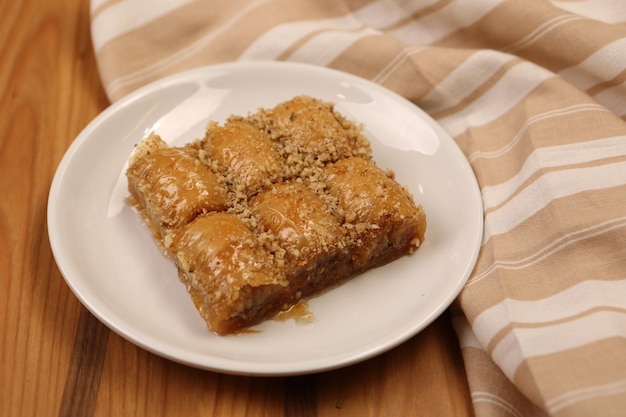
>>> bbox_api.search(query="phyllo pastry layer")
[126,96,426,335]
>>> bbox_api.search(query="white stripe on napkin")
[438,61,555,137]
[91,0,196,51]
[482,161,626,243]
[481,136,626,209]
[493,309,626,380]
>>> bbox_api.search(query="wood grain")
[58,309,109,417]
[0,0,474,416]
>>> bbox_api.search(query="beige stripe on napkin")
[91,0,626,415]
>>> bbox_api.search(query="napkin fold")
[90,1,626,415]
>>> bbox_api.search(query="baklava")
[126,96,426,335]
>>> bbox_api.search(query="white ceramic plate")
[48,62,483,376]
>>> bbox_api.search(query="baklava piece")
[126,96,426,335]
[126,134,228,247]
[202,119,285,196]
[323,157,427,270]
[172,213,288,336]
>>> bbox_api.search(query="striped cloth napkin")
[90,1,626,415]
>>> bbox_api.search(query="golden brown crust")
[172,213,287,335]
[322,156,426,268]
[126,134,228,243]
[126,95,426,335]
[250,182,346,265]
[202,119,285,196]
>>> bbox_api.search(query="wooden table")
[1,0,474,415]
